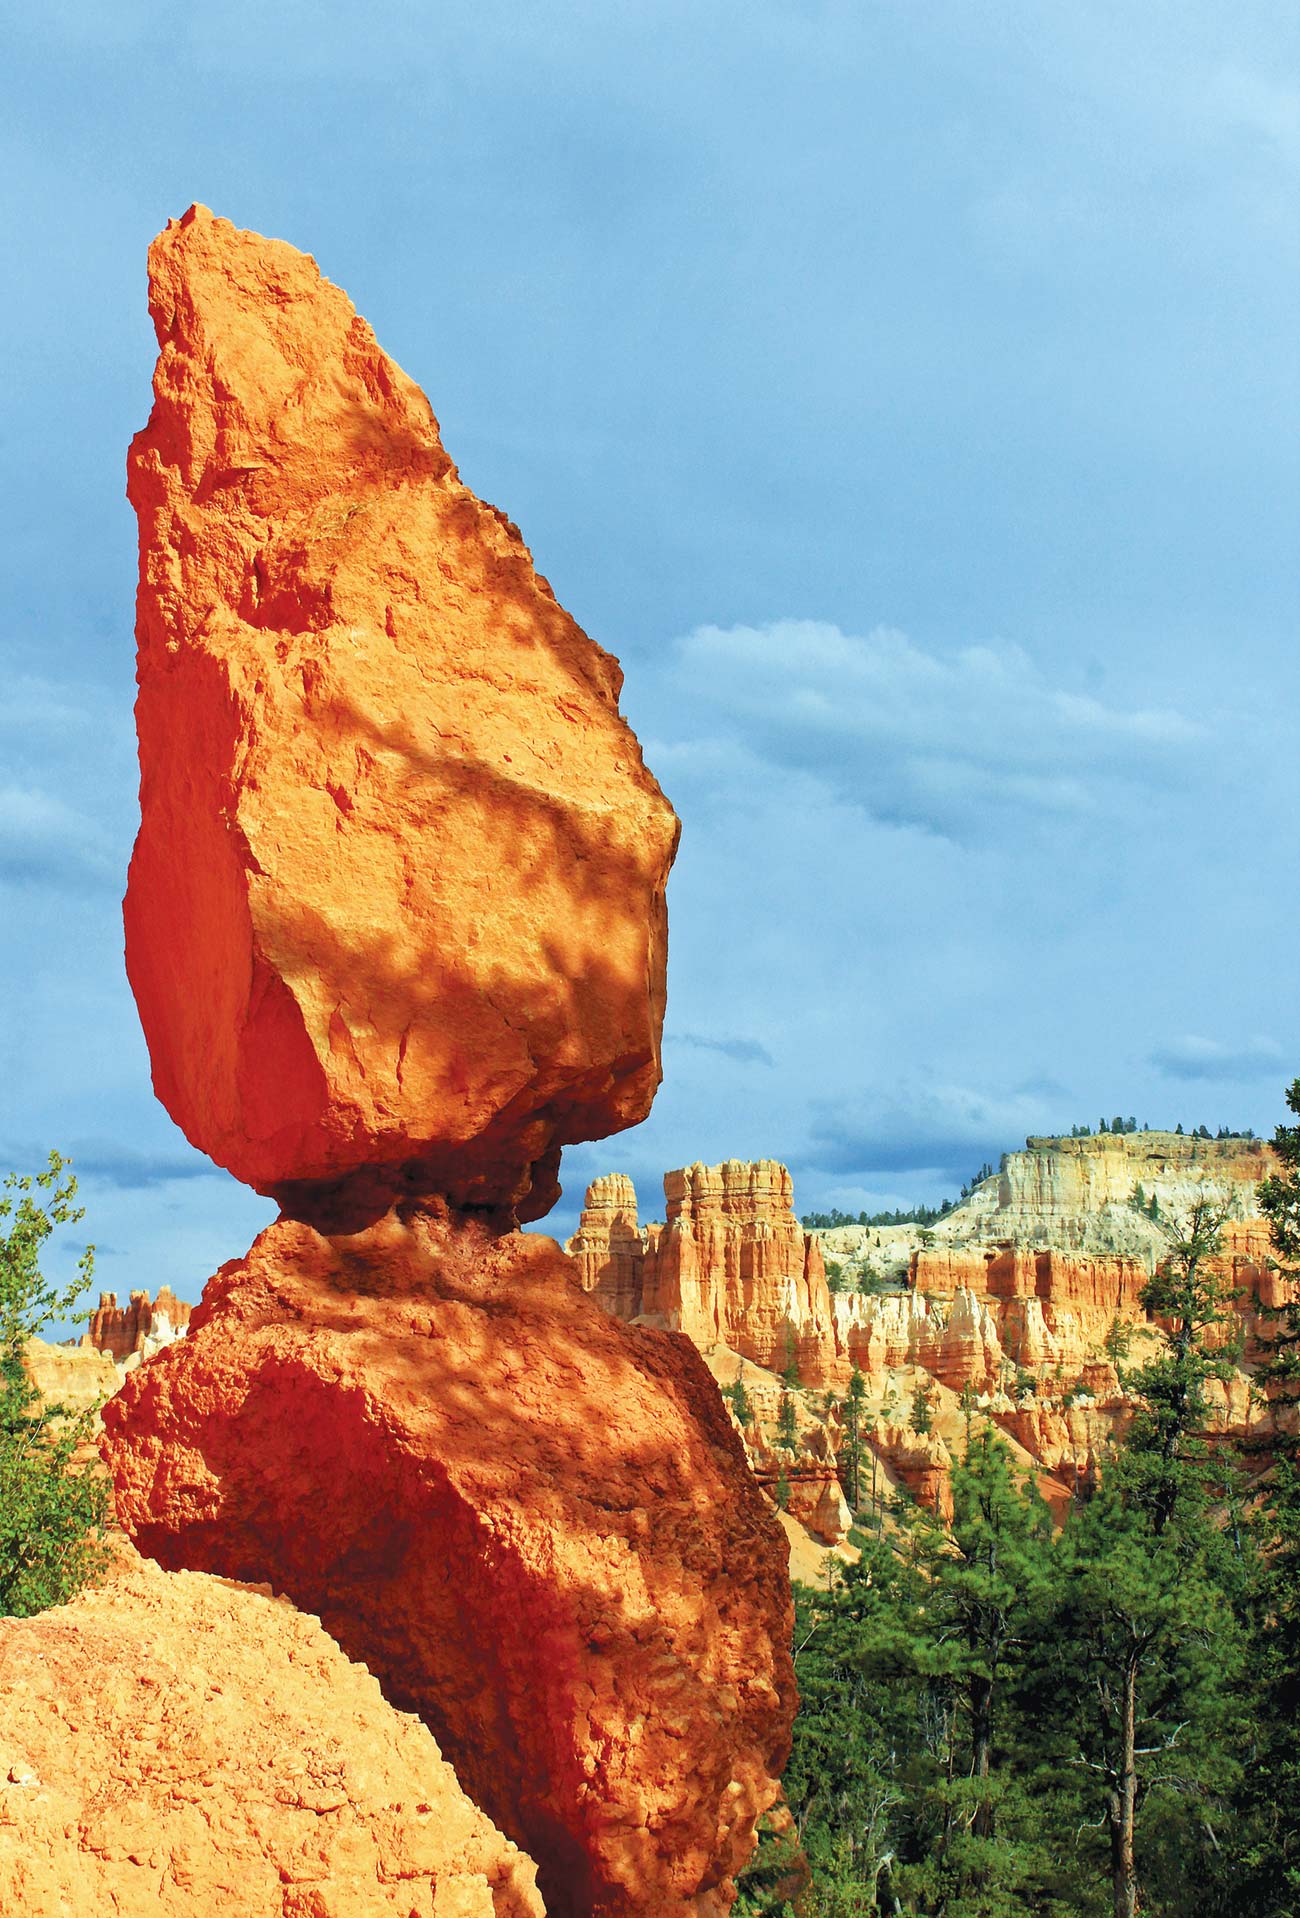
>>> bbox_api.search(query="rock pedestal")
[105,1208,792,1918]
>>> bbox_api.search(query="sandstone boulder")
[103,1206,794,1918]
[125,206,678,1222]
[0,1544,543,1918]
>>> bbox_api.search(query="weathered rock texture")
[0,1544,544,1918]
[104,1207,794,1918]
[80,1287,191,1363]
[125,205,678,1223]
[21,1340,118,1419]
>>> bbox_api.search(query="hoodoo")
[104,208,793,1918]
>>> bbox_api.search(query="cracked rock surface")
[103,1206,795,1918]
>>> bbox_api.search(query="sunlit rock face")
[104,1208,794,1918]
[0,1544,544,1918]
[575,1160,840,1383]
[568,1174,645,1319]
[953,1131,1275,1255]
[125,206,678,1224]
[107,208,793,1918]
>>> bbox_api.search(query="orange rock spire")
[125,205,679,1223]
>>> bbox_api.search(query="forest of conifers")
[738,1085,1300,1918]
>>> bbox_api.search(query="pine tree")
[1227,1079,1300,1912]
[776,1389,799,1455]
[958,1379,977,1451]
[1034,1192,1252,1917]
[1254,1077,1300,1433]
[723,1373,753,1428]
[1121,1194,1239,1535]
[902,1429,1054,1842]
[838,1366,867,1512]
[910,1378,934,1436]
[1043,1490,1247,1918]
[780,1319,801,1387]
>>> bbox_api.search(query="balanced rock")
[125,206,678,1221]
[103,1206,795,1918]
[0,1544,544,1918]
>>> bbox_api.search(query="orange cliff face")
[102,207,793,1918]
[124,206,678,1225]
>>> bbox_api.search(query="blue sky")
[2,1,1298,1308]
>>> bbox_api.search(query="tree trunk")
[1108,1660,1140,1918]
[971,1671,994,1838]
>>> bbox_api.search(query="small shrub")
[0,1153,109,1617]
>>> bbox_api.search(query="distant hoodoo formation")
[572,1138,1283,1514]
[570,1160,832,1376]
[78,1287,190,1364]
[100,206,792,1918]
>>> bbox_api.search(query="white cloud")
[669,620,1204,841]
[0,785,118,885]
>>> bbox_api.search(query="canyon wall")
[97,206,792,1918]
[951,1131,1273,1257]
[573,1139,1286,1516]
